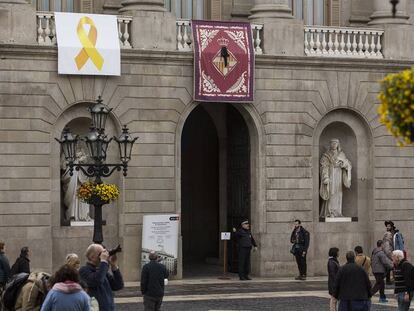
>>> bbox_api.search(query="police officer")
[233,220,257,280]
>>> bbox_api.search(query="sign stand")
[218,232,231,280]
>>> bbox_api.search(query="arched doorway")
[181,104,251,277]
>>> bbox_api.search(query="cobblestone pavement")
[115,278,398,311]
[116,296,396,311]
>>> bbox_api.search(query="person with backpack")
[355,246,371,275]
[14,271,50,311]
[40,265,90,311]
[10,247,30,276]
[392,250,414,311]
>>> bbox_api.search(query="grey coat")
[371,247,393,274]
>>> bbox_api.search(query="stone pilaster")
[0,0,36,44]
[249,0,303,56]
[119,0,176,50]
[369,0,410,25]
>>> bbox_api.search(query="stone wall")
[0,45,414,280]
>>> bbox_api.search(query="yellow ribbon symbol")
[75,16,104,71]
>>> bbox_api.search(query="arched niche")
[319,122,357,219]
[311,108,373,275]
[313,109,372,223]
[51,101,122,272]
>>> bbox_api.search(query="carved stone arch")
[51,100,123,272]
[174,101,266,278]
[311,108,373,275]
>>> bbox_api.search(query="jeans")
[294,252,307,276]
[338,300,371,311]
[397,292,413,311]
[371,273,386,298]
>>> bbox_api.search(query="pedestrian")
[65,253,81,270]
[290,219,310,280]
[140,251,169,311]
[40,265,89,311]
[371,240,393,303]
[14,271,50,311]
[355,246,371,274]
[79,243,124,311]
[0,241,11,296]
[392,250,414,311]
[385,221,405,252]
[383,230,394,284]
[333,251,372,311]
[233,220,258,280]
[327,247,340,311]
[10,246,30,276]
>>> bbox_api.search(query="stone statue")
[61,148,92,222]
[319,138,352,218]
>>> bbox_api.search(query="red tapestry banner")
[192,20,254,102]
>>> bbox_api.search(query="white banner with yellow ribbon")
[55,12,120,76]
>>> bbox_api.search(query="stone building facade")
[1,0,414,281]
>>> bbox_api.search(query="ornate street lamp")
[56,96,138,244]
[390,0,399,17]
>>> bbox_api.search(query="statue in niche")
[319,138,352,218]
[61,147,92,222]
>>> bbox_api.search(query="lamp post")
[390,0,399,17]
[56,96,137,244]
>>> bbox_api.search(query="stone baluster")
[118,19,123,47]
[44,14,52,45]
[182,23,190,51]
[123,19,131,48]
[321,30,327,54]
[375,32,383,58]
[327,31,333,54]
[315,32,321,55]
[252,24,263,54]
[309,30,315,55]
[333,31,339,55]
[304,29,309,55]
[351,31,358,56]
[51,18,56,45]
[342,30,348,55]
[357,32,364,56]
[37,14,45,44]
[176,21,184,51]
[369,32,376,57]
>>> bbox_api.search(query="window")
[32,0,75,11]
[165,0,207,19]
[289,0,329,25]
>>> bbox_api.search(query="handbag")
[290,244,300,255]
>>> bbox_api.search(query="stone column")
[348,0,373,26]
[368,0,414,60]
[369,0,410,25]
[119,0,176,50]
[103,0,122,14]
[0,0,36,44]
[249,0,303,56]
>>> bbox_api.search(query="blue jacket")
[40,283,90,311]
[394,231,404,251]
[0,251,11,284]
[79,261,124,311]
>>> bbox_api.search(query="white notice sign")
[55,12,120,76]
[141,214,180,276]
[221,232,231,240]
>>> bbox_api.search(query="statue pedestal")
[324,217,352,223]
[70,220,94,227]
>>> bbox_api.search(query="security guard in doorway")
[233,220,257,280]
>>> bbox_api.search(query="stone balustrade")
[304,26,384,58]
[176,20,264,55]
[36,12,132,48]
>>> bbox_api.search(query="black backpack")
[2,272,29,311]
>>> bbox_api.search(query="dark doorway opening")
[181,104,250,277]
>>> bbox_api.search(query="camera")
[107,244,122,256]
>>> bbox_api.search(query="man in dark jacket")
[141,251,169,311]
[80,243,124,311]
[233,220,257,281]
[392,250,414,311]
[371,240,393,303]
[0,241,11,294]
[333,251,372,311]
[327,247,340,311]
[290,219,310,280]
[10,247,30,276]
